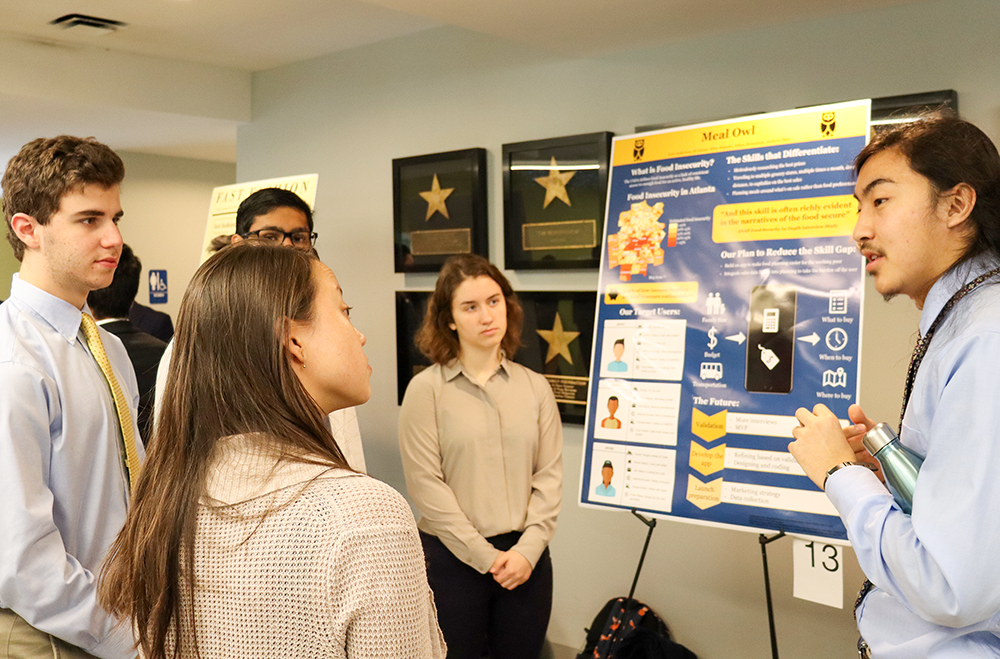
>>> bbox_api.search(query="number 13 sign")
[792,538,844,608]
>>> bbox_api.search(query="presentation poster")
[579,101,870,541]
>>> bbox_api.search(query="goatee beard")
[866,270,897,302]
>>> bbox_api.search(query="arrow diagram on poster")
[726,332,746,345]
[798,333,820,346]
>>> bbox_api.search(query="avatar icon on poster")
[601,396,622,429]
[595,460,616,497]
[600,330,637,379]
[607,339,628,372]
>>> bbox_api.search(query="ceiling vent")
[50,14,126,36]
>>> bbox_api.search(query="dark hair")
[2,135,124,261]
[603,460,614,469]
[614,338,625,347]
[415,254,523,364]
[235,187,313,236]
[88,244,141,319]
[855,116,1000,265]
[99,242,350,659]
[208,234,233,254]
[608,396,619,402]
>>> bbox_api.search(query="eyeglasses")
[241,229,318,249]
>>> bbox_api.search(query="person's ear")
[942,182,976,230]
[230,233,244,245]
[285,318,308,368]
[10,213,41,250]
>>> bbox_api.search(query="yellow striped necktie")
[80,312,141,492]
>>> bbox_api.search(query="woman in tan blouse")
[399,254,563,659]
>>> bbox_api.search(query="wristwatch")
[823,461,878,490]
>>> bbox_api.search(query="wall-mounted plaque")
[870,89,958,132]
[393,148,488,273]
[514,291,596,424]
[502,132,612,270]
[395,291,433,404]
[395,289,596,424]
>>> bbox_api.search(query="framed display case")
[395,289,596,424]
[395,291,433,404]
[515,290,596,424]
[502,132,612,270]
[870,89,958,132]
[393,148,488,273]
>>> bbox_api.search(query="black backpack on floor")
[578,597,697,659]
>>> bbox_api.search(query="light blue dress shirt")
[826,257,1000,658]
[0,275,142,659]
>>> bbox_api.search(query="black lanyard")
[899,266,1000,430]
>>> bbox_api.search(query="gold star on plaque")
[536,313,580,364]
[419,174,454,221]
[534,157,575,208]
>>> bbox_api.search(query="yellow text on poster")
[691,408,727,441]
[687,474,723,510]
[614,101,870,166]
[712,195,856,243]
[603,281,698,305]
[690,442,726,476]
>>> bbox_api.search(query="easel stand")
[759,531,786,659]
[626,508,657,603]
[605,509,658,657]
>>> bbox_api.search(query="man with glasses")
[155,187,365,471]
[230,187,318,250]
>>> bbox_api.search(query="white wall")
[117,152,235,321]
[0,36,250,121]
[236,0,993,655]
[0,35,249,166]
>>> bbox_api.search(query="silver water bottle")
[862,423,924,515]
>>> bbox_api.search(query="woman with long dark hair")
[99,242,445,659]
[398,254,563,659]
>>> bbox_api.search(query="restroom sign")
[149,270,168,304]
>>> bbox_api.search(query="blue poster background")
[580,103,869,541]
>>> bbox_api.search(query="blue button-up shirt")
[827,256,1000,657]
[0,275,142,659]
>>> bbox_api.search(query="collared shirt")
[398,357,563,574]
[0,274,142,659]
[826,256,1000,658]
[153,340,367,472]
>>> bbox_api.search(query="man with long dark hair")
[789,116,1000,657]
[0,136,140,658]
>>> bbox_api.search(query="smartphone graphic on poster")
[745,284,797,394]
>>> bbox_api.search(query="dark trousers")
[421,531,553,659]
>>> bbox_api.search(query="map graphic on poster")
[579,101,870,541]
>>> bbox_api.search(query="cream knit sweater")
[171,436,446,658]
